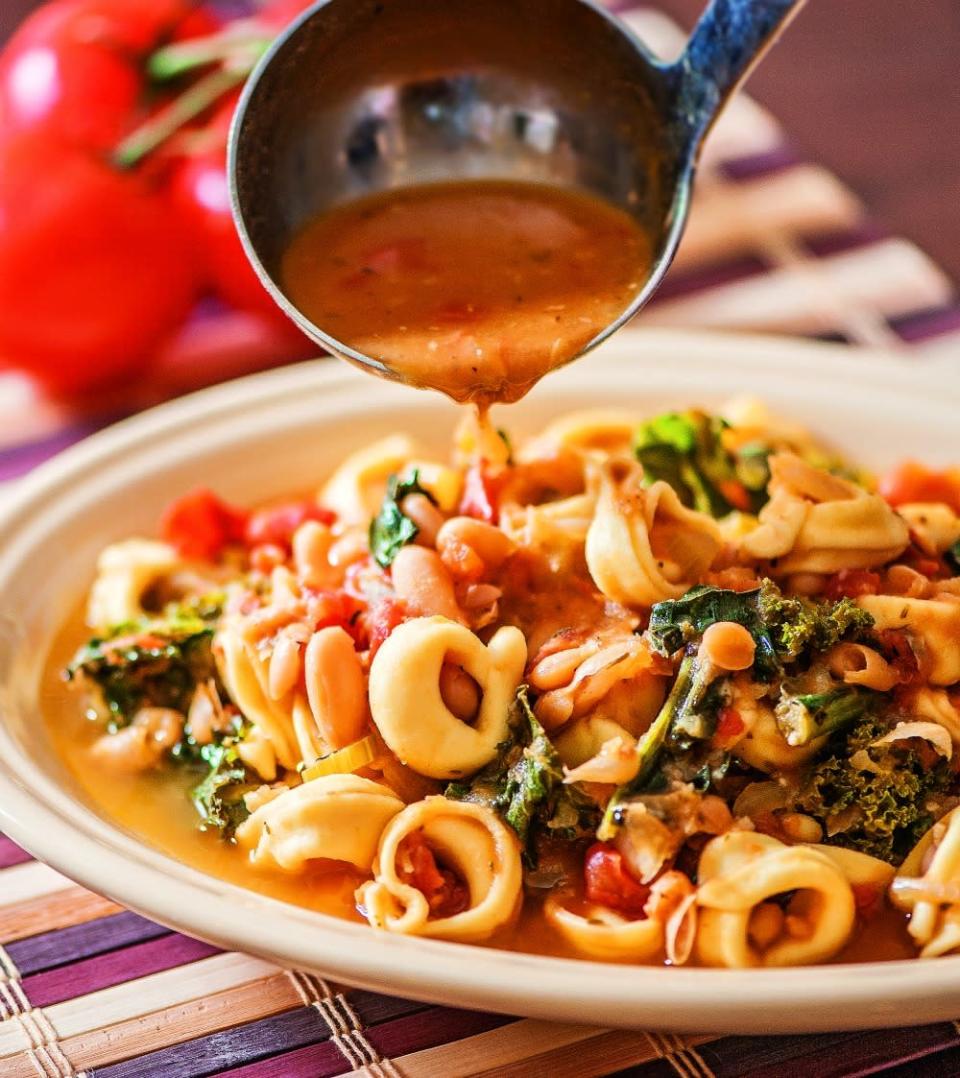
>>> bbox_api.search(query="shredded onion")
[732,781,789,820]
[872,721,953,761]
[890,877,960,906]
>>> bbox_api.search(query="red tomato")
[459,464,505,524]
[244,500,336,550]
[880,461,960,515]
[396,833,469,918]
[717,478,752,513]
[365,597,409,658]
[0,1,195,151]
[159,487,249,561]
[255,0,318,33]
[583,843,650,918]
[0,135,199,393]
[170,145,303,326]
[877,628,922,686]
[309,591,365,639]
[824,569,881,601]
[713,706,745,748]
[852,883,883,921]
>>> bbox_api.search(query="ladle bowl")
[230,0,805,386]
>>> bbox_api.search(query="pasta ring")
[585,462,722,607]
[357,797,522,942]
[368,616,527,779]
[544,898,664,962]
[695,831,855,968]
[235,774,404,873]
[894,807,960,957]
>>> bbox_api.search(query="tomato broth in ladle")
[280,179,651,406]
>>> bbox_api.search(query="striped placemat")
[2,5,959,1077]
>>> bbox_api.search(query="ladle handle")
[670,0,807,148]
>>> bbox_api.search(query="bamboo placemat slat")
[1,4,959,1075]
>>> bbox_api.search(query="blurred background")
[0,0,957,409]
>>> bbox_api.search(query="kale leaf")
[190,740,255,837]
[66,610,218,725]
[797,716,953,865]
[633,410,770,517]
[646,579,873,682]
[447,687,598,864]
[758,584,873,662]
[369,470,438,569]
[647,583,780,680]
[598,653,722,839]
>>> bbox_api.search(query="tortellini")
[741,453,909,573]
[318,434,461,522]
[86,539,181,629]
[236,775,404,872]
[585,459,723,606]
[499,493,596,571]
[857,594,960,686]
[357,798,522,941]
[517,409,639,460]
[544,898,664,962]
[896,503,960,556]
[368,616,527,779]
[695,831,856,967]
[892,807,960,957]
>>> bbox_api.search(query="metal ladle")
[230,0,806,389]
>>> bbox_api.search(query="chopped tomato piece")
[244,500,336,550]
[459,464,505,524]
[310,590,365,640]
[717,479,752,513]
[365,597,409,658]
[852,883,883,920]
[583,842,650,918]
[877,628,922,685]
[900,541,945,579]
[397,832,469,919]
[824,569,881,601]
[713,706,745,748]
[249,543,287,574]
[159,487,249,561]
[880,462,960,514]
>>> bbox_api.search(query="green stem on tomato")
[148,27,273,81]
[113,67,248,170]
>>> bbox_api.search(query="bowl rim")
[2,328,960,1034]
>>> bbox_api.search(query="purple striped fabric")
[6,911,169,977]
[717,145,803,181]
[0,833,30,868]
[803,223,890,259]
[364,1004,513,1058]
[90,994,427,1078]
[607,1024,960,1078]
[23,933,219,1008]
[648,253,772,303]
[0,414,126,483]
[891,305,960,344]
[213,1041,362,1078]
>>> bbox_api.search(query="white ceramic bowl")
[2,329,959,1034]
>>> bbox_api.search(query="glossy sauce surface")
[280,180,651,404]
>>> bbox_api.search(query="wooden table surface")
[2,0,958,285]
